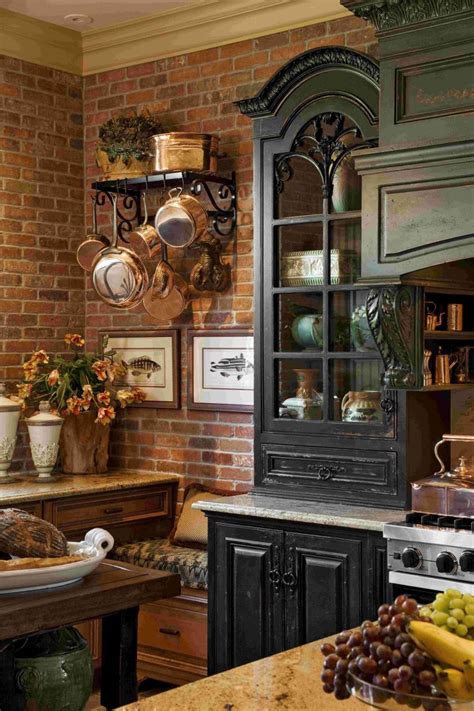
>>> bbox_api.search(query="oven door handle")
[389,571,473,595]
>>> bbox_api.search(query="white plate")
[0,528,114,594]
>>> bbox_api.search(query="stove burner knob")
[436,551,458,575]
[401,547,423,569]
[459,550,474,573]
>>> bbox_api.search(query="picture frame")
[188,329,254,412]
[101,330,180,409]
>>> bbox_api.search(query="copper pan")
[143,247,188,321]
[91,193,149,309]
[154,187,207,249]
[150,132,219,173]
[128,192,161,259]
[76,195,110,271]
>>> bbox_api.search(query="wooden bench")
[112,537,208,685]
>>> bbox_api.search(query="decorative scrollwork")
[275,112,376,199]
[366,286,420,388]
[237,47,379,117]
[95,190,140,242]
[189,233,231,292]
[190,177,236,237]
[351,0,472,31]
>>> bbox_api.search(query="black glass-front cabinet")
[238,47,451,509]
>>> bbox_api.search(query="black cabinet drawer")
[262,445,398,502]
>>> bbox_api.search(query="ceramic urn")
[0,383,21,482]
[26,402,63,479]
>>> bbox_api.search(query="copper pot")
[91,194,148,309]
[129,192,161,258]
[143,250,188,321]
[76,195,110,272]
[154,187,208,249]
[150,132,219,173]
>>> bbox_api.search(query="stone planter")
[14,627,93,711]
[59,411,109,474]
[96,148,152,180]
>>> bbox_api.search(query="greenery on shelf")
[97,111,162,164]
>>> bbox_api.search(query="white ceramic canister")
[26,401,63,479]
[0,383,21,483]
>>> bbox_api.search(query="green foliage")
[97,111,162,164]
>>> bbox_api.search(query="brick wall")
[82,15,377,496]
[0,56,84,470]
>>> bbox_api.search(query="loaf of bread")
[0,555,84,571]
[0,509,68,559]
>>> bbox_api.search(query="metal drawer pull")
[103,506,124,514]
[268,568,281,586]
[159,627,180,636]
[282,571,297,587]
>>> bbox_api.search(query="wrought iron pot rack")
[91,170,237,242]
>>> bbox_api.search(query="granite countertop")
[192,493,406,531]
[111,634,364,710]
[0,471,179,504]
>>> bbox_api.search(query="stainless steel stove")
[384,513,474,597]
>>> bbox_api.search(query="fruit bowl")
[347,672,473,710]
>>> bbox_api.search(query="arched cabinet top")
[237,46,380,140]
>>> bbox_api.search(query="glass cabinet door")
[267,112,388,431]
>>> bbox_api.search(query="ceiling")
[0,0,201,29]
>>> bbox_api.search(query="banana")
[409,620,474,671]
[464,659,474,688]
[435,666,474,701]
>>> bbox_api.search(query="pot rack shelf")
[91,170,237,240]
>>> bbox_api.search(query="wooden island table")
[0,559,180,710]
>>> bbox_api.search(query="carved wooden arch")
[237,46,379,119]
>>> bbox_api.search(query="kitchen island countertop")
[192,492,406,532]
[109,633,365,710]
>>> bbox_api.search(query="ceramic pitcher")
[341,390,382,423]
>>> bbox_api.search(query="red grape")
[388,668,400,685]
[376,644,392,660]
[335,658,349,675]
[394,594,408,607]
[373,673,389,688]
[335,643,350,658]
[322,682,334,694]
[348,631,362,648]
[324,654,339,670]
[378,613,391,627]
[357,656,377,675]
[418,669,436,688]
[394,678,411,693]
[320,669,335,683]
[378,603,390,616]
[400,642,415,658]
[398,664,414,681]
[402,598,419,615]
[408,650,425,672]
[320,642,335,656]
[334,688,350,700]
[394,633,411,649]
[335,631,350,645]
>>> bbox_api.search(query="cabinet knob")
[282,570,297,588]
[269,568,281,587]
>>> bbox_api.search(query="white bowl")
[0,528,114,594]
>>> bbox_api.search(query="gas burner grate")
[406,512,474,531]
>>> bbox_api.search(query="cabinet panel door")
[365,534,389,621]
[284,531,363,649]
[209,521,284,674]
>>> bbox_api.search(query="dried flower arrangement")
[97,111,162,165]
[17,334,146,425]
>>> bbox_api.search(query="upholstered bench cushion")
[111,538,208,590]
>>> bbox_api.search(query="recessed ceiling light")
[64,14,94,25]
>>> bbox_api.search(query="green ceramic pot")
[14,627,93,711]
[291,313,323,349]
[351,304,377,352]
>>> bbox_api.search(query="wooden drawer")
[13,500,42,517]
[44,486,171,534]
[138,592,207,664]
[262,444,398,502]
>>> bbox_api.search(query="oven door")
[390,571,473,604]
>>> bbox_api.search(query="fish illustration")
[210,355,254,380]
[125,356,161,379]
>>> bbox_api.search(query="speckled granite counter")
[0,471,179,505]
[111,634,363,710]
[192,493,406,532]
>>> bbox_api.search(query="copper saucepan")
[154,187,208,249]
[76,195,110,271]
[91,193,149,309]
[143,246,188,321]
[128,192,161,259]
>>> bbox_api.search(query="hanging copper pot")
[76,195,110,272]
[154,187,208,249]
[143,247,188,321]
[128,192,161,258]
[91,193,149,309]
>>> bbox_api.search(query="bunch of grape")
[420,589,474,639]
[320,594,449,710]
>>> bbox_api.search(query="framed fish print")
[188,329,254,412]
[101,330,180,409]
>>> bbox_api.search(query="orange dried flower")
[47,369,60,386]
[92,360,108,382]
[95,406,115,426]
[64,334,85,348]
[97,391,111,406]
[66,395,82,415]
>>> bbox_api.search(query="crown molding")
[0,8,81,75]
[81,0,350,75]
[0,1,350,77]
